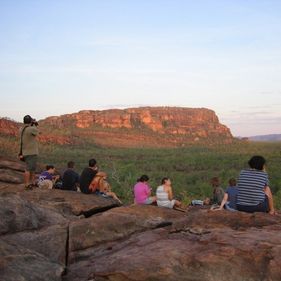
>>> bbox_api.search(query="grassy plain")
[1,135,280,208]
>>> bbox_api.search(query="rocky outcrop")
[42,107,231,135]
[0,157,25,184]
[0,106,233,148]
[1,158,280,281]
[65,209,281,281]
[0,159,122,281]
[40,107,233,147]
[0,118,19,137]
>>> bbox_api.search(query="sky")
[0,0,281,137]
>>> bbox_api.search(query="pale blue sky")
[0,0,281,136]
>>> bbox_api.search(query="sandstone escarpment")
[0,118,19,137]
[40,107,233,147]
[0,107,233,147]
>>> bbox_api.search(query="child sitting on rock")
[89,172,122,204]
[38,165,60,189]
[210,177,225,206]
[216,178,238,211]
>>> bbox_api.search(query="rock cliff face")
[0,107,233,147]
[40,107,233,147]
[0,118,19,136]
[0,158,281,281]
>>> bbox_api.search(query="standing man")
[20,115,39,189]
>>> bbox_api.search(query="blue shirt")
[62,168,79,191]
[225,186,238,209]
[237,169,268,206]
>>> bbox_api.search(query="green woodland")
[1,134,281,209]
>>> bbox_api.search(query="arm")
[168,186,173,201]
[264,185,275,215]
[31,127,39,136]
[146,185,152,196]
[218,193,229,210]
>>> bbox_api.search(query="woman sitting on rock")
[133,175,156,205]
[89,172,122,204]
[156,177,183,209]
[236,156,275,215]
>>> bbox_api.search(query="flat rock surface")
[0,239,64,281]
[65,209,281,281]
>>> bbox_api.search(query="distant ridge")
[248,134,281,142]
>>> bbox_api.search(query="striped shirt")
[156,185,175,209]
[237,169,269,206]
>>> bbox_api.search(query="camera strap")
[19,126,28,156]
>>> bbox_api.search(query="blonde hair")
[89,172,111,193]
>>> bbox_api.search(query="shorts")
[237,196,269,213]
[95,190,110,198]
[38,179,53,189]
[157,199,176,209]
[225,202,237,212]
[24,155,38,172]
[143,197,154,205]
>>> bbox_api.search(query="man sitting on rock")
[79,159,98,194]
[38,165,59,189]
[62,161,80,191]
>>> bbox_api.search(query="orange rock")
[0,107,233,147]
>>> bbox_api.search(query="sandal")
[24,184,33,190]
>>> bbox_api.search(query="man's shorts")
[24,155,38,172]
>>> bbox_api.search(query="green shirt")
[20,126,39,156]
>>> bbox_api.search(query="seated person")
[236,156,275,215]
[210,177,225,205]
[62,161,80,191]
[89,172,122,204]
[133,175,156,205]
[156,177,183,209]
[216,178,238,211]
[38,165,59,189]
[79,159,98,194]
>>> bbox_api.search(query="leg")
[173,200,187,212]
[24,155,37,188]
[174,200,182,208]
[106,191,122,204]
[264,186,275,215]
[39,180,53,189]
[30,172,36,185]
[24,170,31,187]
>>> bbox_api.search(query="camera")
[31,119,39,126]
